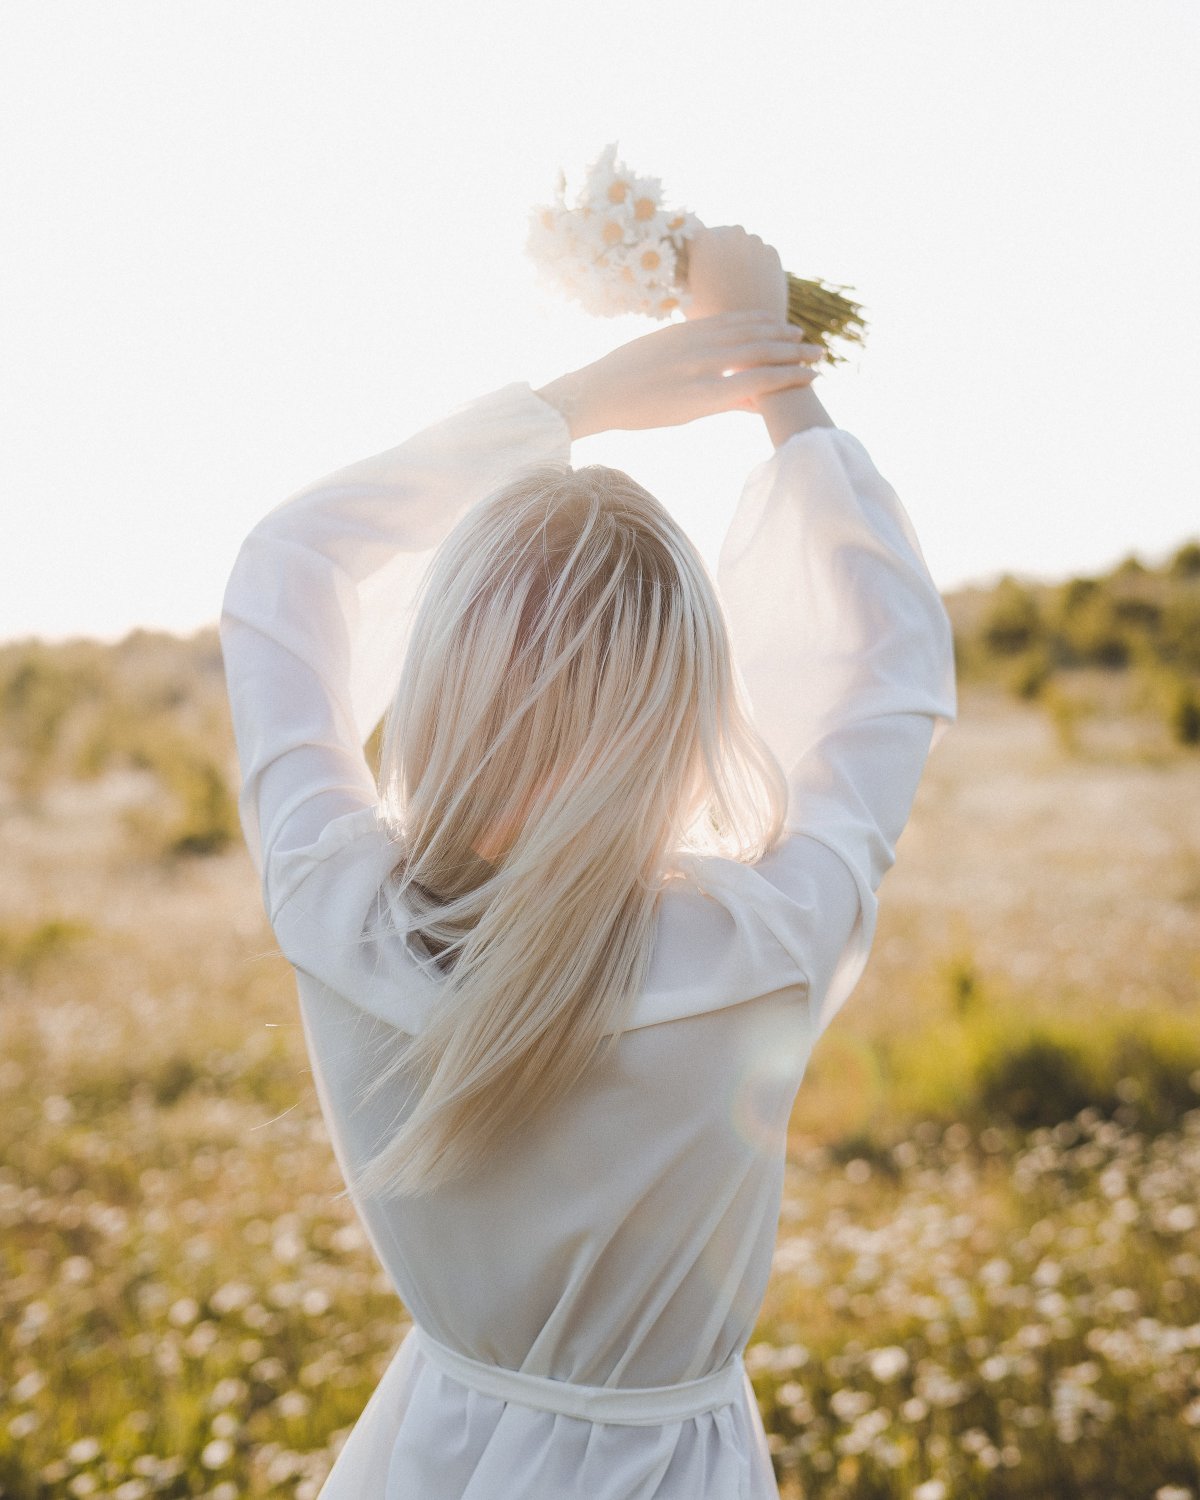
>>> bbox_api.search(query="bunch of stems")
[785,274,867,366]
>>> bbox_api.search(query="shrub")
[974,1031,1098,1129]
[1107,1023,1200,1131]
[0,918,90,981]
[1055,591,1131,668]
[0,647,110,793]
[980,576,1043,656]
[1111,595,1162,630]
[1169,679,1200,747]
[1059,575,1100,615]
[166,755,239,857]
[1160,594,1200,672]
[1006,646,1052,701]
[1169,538,1200,578]
[878,949,1200,1143]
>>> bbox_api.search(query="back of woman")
[220,227,957,1498]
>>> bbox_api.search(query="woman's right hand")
[535,312,821,439]
[683,225,789,324]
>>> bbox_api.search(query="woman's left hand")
[535,313,822,440]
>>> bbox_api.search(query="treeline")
[2,537,1198,863]
[947,538,1200,747]
[0,628,240,859]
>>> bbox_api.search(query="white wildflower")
[200,1439,233,1469]
[868,1345,910,1381]
[527,142,700,320]
[829,1387,872,1421]
[913,1481,948,1500]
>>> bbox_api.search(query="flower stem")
[786,275,867,366]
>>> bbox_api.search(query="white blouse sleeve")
[219,381,571,918]
[716,426,957,1043]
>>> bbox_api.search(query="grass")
[1,627,1199,1496]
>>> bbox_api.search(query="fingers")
[724,337,823,368]
[717,364,820,403]
[684,312,813,356]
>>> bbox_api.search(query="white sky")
[2,1,1197,643]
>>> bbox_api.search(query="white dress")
[219,380,957,1500]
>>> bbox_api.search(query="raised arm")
[219,383,574,911]
[690,227,958,1040]
[720,420,956,1036]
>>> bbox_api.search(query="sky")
[2,1,1197,644]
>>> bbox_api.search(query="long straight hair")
[353,460,788,1199]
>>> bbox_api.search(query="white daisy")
[527,145,702,319]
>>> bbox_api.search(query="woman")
[220,226,957,1499]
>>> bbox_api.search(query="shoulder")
[627,836,870,1037]
[626,851,813,1031]
[265,807,438,1030]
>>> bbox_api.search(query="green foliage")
[1005,646,1052,701]
[940,950,982,1017]
[1055,590,1131,668]
[0,646,111,794]
[947,537,1200,748]
[974,1030,1098,1128]
[757,1109,1200,1497]
[980,576,1043,656]
[1170,679,1200,747]
[0,918,90,982]
[1171,540,1200,579]
[0,631,240,860]
[1160,593,1200,672]
[158,749,240,858]
[882,959,1200,1140]
[1060,575,1100,615]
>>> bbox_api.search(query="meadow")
[2,545,1199,1499]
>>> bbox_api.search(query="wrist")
[532,366,605,441]
[757,383,835,448]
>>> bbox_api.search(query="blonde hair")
[353,461,788,1199]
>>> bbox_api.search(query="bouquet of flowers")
[527,143,867,365]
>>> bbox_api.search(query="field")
[2,579,1200,1497]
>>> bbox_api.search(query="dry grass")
[1,650,1199,1497]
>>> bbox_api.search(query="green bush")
[980,576,1043,656]
[0,918,90,982]
[948,544,1200,745]
[974,1032,1098,1129]
[165,754,239,857]
[1059,575,1100,615]
[1169,679,1200,747]
[1006,646,1052,701]
[1160,594,1200,672]
[1055,592,1131,668]
[1169,538,1200,578]
[886,978,1200,1140]
[0,647,110,793]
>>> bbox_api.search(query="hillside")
[946,537,1200,749]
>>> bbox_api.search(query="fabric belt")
[410,1323,746,1427]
